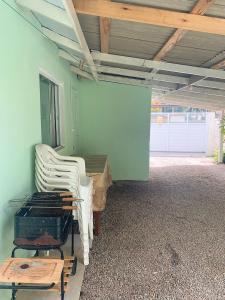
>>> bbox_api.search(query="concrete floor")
[81,156,225,299]
[150,154,214,167]
[150,152,207,157]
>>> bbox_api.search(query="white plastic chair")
[35,169,94,262]
[35,168,94,256]
[35,144,93,265]
[35,146,93,265]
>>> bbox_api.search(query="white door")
[150,113,208,153]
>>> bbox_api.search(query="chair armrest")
[54,154,86,175]
[80,175,92,186]
[36,160,78,172]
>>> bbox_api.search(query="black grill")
[14,192,73,249]
[8,191,78,300]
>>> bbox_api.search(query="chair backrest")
[36,158,79,179]
[35,144,59,164]
[36,144,86,176]
[36,163,79,188]
[35,174,73,193]
[35,144,80,196]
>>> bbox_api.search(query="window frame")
[39,68,65,150]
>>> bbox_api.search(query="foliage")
[214,149,225,163]
[220,115,225,135]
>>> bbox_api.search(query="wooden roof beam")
[62,0,98,80]
[100,17,111,53]
[73,0,225,36]
[156,97,225,111]
[99,0,111,53]
[211,59,225,70]
[17,0,98,80]
[92,52,225,80]
[71,65,94,80]
[42,27,82,53]
[60,49,225,89]
[156,94,225,107]
[17,0,71,27]
[153,0,216,61]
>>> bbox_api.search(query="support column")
[218,111,224,163]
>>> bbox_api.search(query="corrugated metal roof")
[110,20,175,43]
[113,0,196,12]
[114,0,225,18]
[78,0,225,110]
[205,0,225,18]
[30,0,225,111]
[79,0,225,66]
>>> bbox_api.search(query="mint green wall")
[0,2,151,298]
[0,3,78,295]
[78,81,151,180]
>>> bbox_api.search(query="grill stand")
[0,282,56,300]
[71,220,77,276]
[9,247,65,300]
[4,219,78,300]
[0,193,79,299]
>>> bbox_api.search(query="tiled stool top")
[0,258,64,284]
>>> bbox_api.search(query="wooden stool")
[0,258,64,300]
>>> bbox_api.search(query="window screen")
[39,75,60,148]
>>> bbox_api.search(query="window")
[169,113,187,123]
[39,74,61,148]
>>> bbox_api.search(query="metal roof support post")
[218,111,224,163]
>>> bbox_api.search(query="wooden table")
[83,155,112,235]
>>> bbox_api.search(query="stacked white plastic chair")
[35,144,93,265]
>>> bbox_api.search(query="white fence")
[150,112,218,154]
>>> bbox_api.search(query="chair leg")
[61,271,65,300]
[94,211,101,236]
[11,285,17,300]
[89,212,94,241]
[78,204,90,265]
[82,236,89,265]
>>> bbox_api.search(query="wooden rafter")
[59,49,225,90]
[153,0,216,61]
[71,66,94,80]
[212,59,225,70]
[92,52,225,80]
[99,0,111,53]
[17,0,71,26]
[17,0,98,80]
[100,17,111,53]
[157,97,225,111]
[42,27,82,53]
[73,0,225,36]
[62,0,98,80]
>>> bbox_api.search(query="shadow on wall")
[0,144,37,256]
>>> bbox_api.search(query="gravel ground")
[81,158,225,300]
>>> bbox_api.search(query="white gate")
[150,112,208,153]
